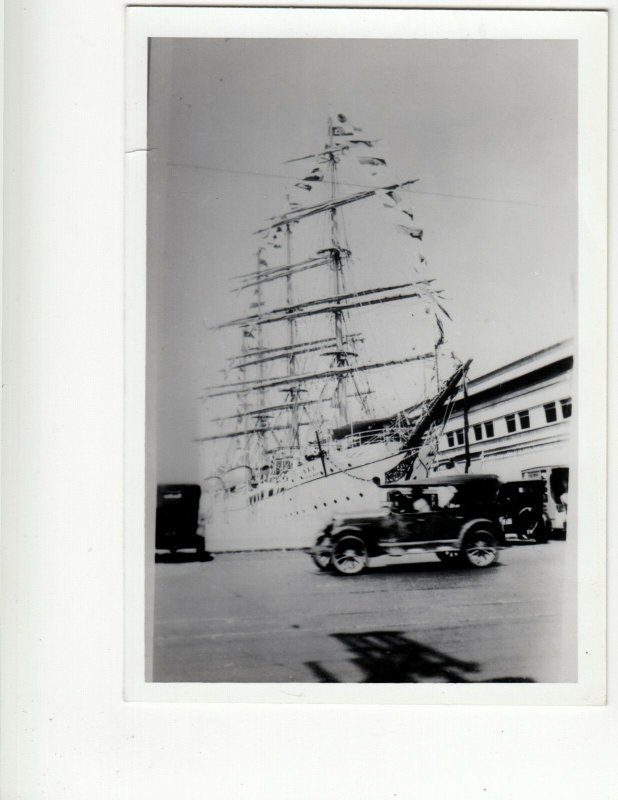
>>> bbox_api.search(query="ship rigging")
[199,115,468,535]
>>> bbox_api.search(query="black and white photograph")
[3,5,613,799]
[129,10,606,696]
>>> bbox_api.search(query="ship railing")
[342,428,405,449]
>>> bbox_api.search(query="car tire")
[311,552,332,572]
[534,525,549,544]
[331,535,369,576]
[517,508,546,542]
[460,529,499,568]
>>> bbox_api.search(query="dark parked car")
[156,484,209,559]
[310,474,508,576]
[497,480,550,543]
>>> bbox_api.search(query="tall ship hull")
[205,444,396,552]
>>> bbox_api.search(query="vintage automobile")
[310,474,508,576]
[156,484,210,559]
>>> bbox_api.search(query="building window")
[560,398,572,419]
[473,424,483,441]
[518,410,530,430]
[544,402,557,423]
[484,421,494,438]
[456,429,465,446]
[505,414,517,433]
[447,432,455,448]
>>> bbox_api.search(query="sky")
[148,38,577,482]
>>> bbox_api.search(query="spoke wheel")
[527,513,549,543]
[518,508,546,542]
[331,536,368,576]
[311,552,332,572]
[462,530,499,568]
[522,512,536,536]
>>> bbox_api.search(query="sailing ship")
[198,116,470,551]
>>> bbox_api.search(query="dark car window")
[387,479,500,515]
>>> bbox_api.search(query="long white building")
[434,341,572,531]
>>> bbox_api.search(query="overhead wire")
[168,160,548,208]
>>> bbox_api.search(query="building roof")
[332,341,573,441]
[465,339,573,396]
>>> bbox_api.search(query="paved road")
[152,540,575,683]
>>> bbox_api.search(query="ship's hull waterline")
[204,447,403,552]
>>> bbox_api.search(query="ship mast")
[284,217,301,451]
[229,252,267,475]
[253,248,267,462]
[326,116,349,426]
[204,118,434,481]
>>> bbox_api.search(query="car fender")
[312,526,365,553]
[456,518,500,548]
[332,525,365,540]
[330,526,390,558]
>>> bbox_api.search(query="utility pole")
[462,374,471,473]
[315,431,328,477]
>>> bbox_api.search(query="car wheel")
[534,524,549,544]
[436,551,459,564]
[311,552,332,572]
[518,508,546,542]
[461,529,499,568]
[198,541,214,562]
[331,535,368,576]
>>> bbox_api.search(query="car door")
[392,508,427,543]
[389,493,440,545]
[420,488,465,545]
[382,493,426,544]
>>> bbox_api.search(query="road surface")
[152,540,575,683]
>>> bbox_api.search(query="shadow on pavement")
[317,560,503,577]
[306,630,535,683]
[507,539,548,547]
[155,552,214,564]
[379,561,504,575]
